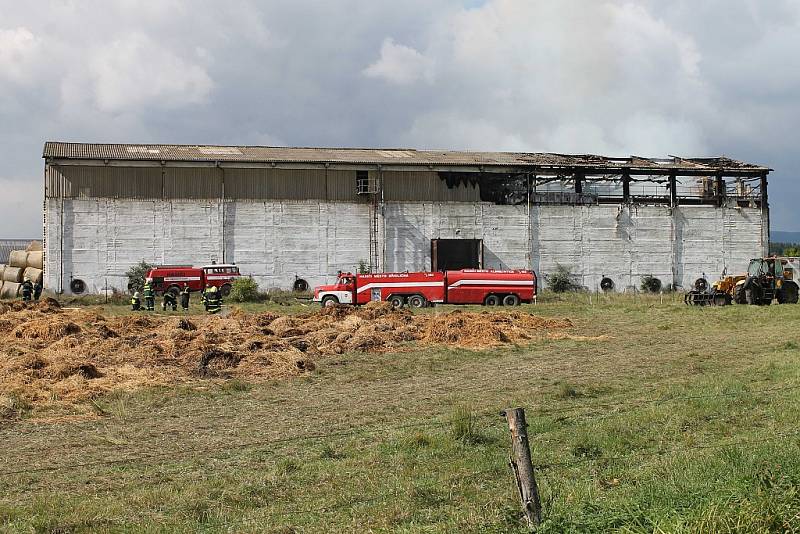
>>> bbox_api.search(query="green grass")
[1,295,800,532]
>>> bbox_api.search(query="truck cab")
[313,272,356,306]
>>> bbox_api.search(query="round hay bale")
[0,265,5,282]
[2,266,23,283]
[26,240,43,252]
[23,267,43,284]
[8,250,28,268]
[27,251,43,270]
[1,282,20,299]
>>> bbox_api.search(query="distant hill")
[772,231,800,244]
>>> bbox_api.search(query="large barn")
[42,142,770,295]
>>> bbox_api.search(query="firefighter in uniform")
[180,283,191,311]
[21,277,33,302]
[130,290,142,311]
[33,280,42,301]
[203,284,222,314]
[162,290,178,311]
[143,280,155,311]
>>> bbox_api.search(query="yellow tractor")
[685,257,800,306]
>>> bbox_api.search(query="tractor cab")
[747,258,779,278]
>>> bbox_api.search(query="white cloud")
[0,27,39,83]
[363,38,434,84]
[87,33,213,113]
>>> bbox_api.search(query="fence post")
[503,407,542,530]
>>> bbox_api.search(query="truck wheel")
[167,285,181,297]
[388,295,404,309]
[408,294,427,308]
[484,294,500,306]
[321,295,339,307]
[502,294,520,306]
[220,284,232,297]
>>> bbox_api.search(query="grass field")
[1,293,799,533]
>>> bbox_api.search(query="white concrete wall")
[45,199,370,294]
[45,198,765,295]
[382,202,765,291]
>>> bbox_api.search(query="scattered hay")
[0,303,581,417]
[12,318,81,341]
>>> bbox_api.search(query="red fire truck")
[145,264,242,296]
[313,269,537,308]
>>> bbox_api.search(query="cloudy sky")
[1,0,798,237]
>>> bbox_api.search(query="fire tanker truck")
[145,264,242,296]
[313,269,537,308]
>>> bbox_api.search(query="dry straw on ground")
[0,300,575,417]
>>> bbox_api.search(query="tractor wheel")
[712,292,729,306]
[408,294,427,309]
[321,295,339,307]
[734,285,747,305]
[777,283,799,304]
[745,287,761,306]
[388,295,404,309]
[502,294,520,306]
[694,278,709,292]
[484,294,500,306]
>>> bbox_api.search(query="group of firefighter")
[130,280,223,314]
[19,277,43,302]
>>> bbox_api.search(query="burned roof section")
[43,141,770,175]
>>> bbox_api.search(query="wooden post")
[503,407,542,530]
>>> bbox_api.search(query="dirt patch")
[0,300,578,416]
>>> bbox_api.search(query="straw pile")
[0,301,574,417]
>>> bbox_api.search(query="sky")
[0,0,798,237]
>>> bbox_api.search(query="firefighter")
[130,290,142,311]
[203,284,222,314]
[180,283,191,311]
[20,277,33,302]
[33,280,42,301]
[143,279,155,311]
[162,290,178,311]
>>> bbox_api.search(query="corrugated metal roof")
[42,142,771,173]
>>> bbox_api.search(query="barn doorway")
[431,239,483,271]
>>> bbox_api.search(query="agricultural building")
[42,142,770,295]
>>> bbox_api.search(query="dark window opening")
[431,239,483,271]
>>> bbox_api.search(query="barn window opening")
[356,170,374,194]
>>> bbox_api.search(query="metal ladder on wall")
[357,171,380,272]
